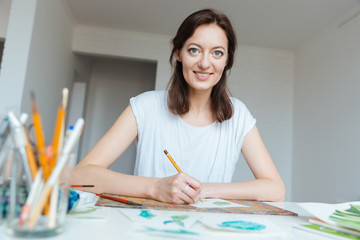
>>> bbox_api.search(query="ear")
[176,49,181,62]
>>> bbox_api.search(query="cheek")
[181,58,195,71]
[215,61,227,73]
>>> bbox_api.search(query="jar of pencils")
[5,151,75,238]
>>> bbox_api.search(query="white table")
[0,202,333,240]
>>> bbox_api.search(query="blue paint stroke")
[218,220,266,231]
[139,210,156,219]
[142,226,199,235]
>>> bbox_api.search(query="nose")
[198,53,210,69]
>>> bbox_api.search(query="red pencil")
[96,194,142,207]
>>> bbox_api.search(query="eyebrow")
[186,43,226,51]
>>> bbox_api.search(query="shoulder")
[229,97,256,123]
[230,97,249,113]
[130,90,167,117]
[130,90,166,107]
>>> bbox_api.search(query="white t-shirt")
[130,90,256,183]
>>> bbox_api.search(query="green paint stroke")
[213,201,231,206]
[139,210,156,219]
[143,226,199,235]
[218,220,266,231]
[69,206,98,215]
[164,215,189,227]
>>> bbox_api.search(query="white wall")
[81,57,156,174]
[293,8,360,203]
[72,26,171,90]
[0,0,75,141]
[72,26,294,200]
[0,0,38,115]
[230,46,294,201]
[19,0,75,140]
[0,0,11,39]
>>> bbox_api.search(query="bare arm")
[200,125,285,202]
[70,105,201,204]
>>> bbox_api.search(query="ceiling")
[66,0,360,50]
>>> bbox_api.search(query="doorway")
[79,56,157,174]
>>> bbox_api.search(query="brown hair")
[167,8,237,123]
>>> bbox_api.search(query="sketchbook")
[95,195,298,216]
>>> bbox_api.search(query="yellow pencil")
[164,149,182,172]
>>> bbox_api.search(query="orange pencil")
[31,92,50,180]
[164,150,182,172]
[31,91,50,214]
[24,133,38,180]
[50,88,68,172]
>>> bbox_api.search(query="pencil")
[96,194,142,207]
[28,118,85,229]
[70,185,95,188]
[18,169,43,226]
[163,149,202,202]
[164,149,182,172]
[31,91,50,180]
[50,88,68,171]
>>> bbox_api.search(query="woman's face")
[177,24,228,93]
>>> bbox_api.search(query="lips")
[194,71,212,80]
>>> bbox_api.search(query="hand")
[153,172,201,204]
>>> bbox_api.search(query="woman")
[71,8,285,204]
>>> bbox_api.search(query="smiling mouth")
[194,71,212,77]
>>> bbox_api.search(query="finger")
[178,189,195,204]
[180,184,200,204]
[179,172,201,190]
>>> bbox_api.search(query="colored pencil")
[96,193,142,207]
[50,88,68,171]
[48,88,68,227]
[28,118,85,229]
[31,92,50,180]
[70,185,95,188]
[18,169,43,226]
[163,149,182,172]
[8,112,33,189]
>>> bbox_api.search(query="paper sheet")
[299,201,360,225]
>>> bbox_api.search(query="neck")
[188,88,212,114]
[180,89,216,126]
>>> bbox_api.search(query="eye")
[188,48,199,55]
[213,50,224,57]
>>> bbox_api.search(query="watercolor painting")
[67,206,108,219]
[218,220,266,231]
[141,226,199,235]
[139,210,156,219]
[164,215,189,227]
[200,215,284,235]
[190,198,249,209]
[118,208,201,229]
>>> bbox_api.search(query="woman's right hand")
[152,172,201,204]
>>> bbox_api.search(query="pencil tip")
[30,91,35,100]
[164,150,168,155]
[30,91,38,112]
